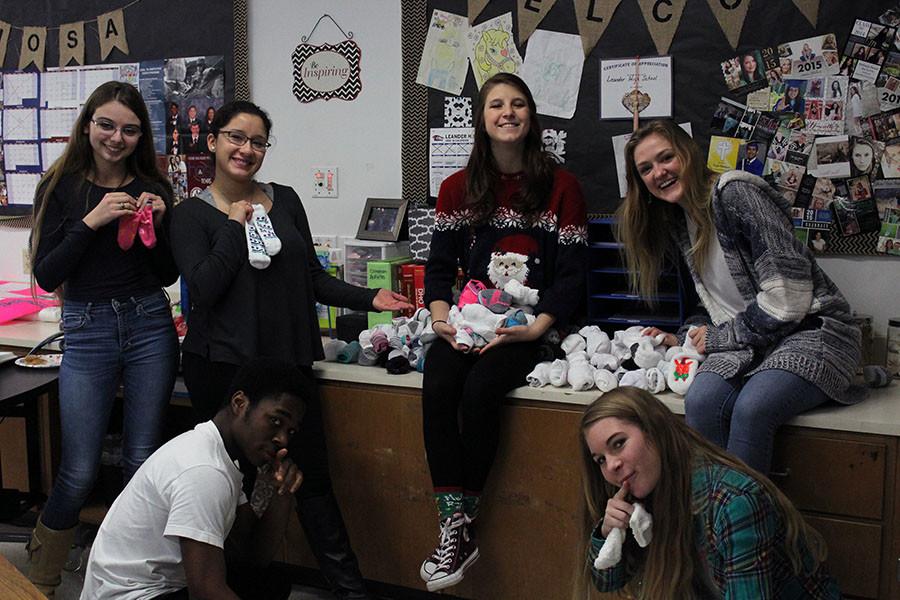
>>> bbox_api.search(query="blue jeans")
[41,291,178,531]
[684,369,828,474]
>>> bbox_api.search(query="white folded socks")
[245,205,282,269]
[526,361,553,387]
[593,502,653,570]
[566,351,594,391]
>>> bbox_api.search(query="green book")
[367,256,411,328]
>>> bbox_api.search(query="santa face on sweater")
[488,251,529,288]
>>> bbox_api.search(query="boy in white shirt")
[81,358,308,600]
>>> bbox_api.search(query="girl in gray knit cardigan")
[616,120,861,474]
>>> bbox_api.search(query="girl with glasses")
[170,100,411,599]
[27,81,179,596]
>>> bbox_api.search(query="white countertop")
[313,361,900,437]
[4,318,898,437]
[0,319,62,350]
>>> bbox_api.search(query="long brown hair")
[574,387,827,599]
[465,73,556,223]
[30,81,171,293]
[616,120,715,303]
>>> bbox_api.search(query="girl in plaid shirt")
[577,387,840,599]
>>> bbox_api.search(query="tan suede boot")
[26,519,77,598]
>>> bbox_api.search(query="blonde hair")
[616,120,715,304]
[574,387,828,599]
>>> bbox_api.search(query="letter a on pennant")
[98,9,129,60]
[19,26,47,71]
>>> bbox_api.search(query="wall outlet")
[311,166,338,198]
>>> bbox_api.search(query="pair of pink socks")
[117,204,156,250]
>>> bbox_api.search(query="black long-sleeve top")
[32,175,179,301]
[170,183,377,366]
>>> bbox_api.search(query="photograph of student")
[184,122,207,155]
[577,387,841,599]
[800,42,816,61]
[616,120,862,475]
[205,106,216,132]
[774,84,806,114]
[170,100,411,600]
[738,141,764,176]
[851,138,878,177]
[830,79,843,99]
[881,142,900,178]
[739,51,764,85]
[27,81,179,596]
[811,230,828,253]
[420,72,587,592]
[81,359,307,600]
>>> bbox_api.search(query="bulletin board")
[0,0,246,216]
[403,0,894,257]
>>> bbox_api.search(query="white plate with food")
[15,353,63,368]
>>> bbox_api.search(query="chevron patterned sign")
[292,39,362,103]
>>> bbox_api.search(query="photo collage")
[713,9,900,257]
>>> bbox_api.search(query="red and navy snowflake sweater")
[424,168,588,328]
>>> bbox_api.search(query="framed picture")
[356,198,408,241]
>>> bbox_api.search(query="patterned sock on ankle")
[463,493,481,520]
[434,490,463,520]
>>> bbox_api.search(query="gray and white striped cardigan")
[671,170,863,404]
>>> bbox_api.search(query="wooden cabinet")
[285,380,900,599]
[771,428,897,600]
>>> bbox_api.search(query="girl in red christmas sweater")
[419,73,587,592]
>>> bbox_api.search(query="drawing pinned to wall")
[417,9,469,95]
[444,96,472,127]
[520,30,583,119]
[466,12,522,89]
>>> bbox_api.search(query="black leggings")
[421,338,539,493]
[180,351,333,498]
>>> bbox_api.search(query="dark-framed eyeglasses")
[219,130,271,152]
[91,118,142,138]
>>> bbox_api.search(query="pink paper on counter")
[0,296,56,324]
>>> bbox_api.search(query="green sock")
[463,494,481,520]
[435,491,463,520]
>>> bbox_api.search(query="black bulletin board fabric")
[0,0,235,100]
[425,0,890,214]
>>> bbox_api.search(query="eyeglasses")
[91,118,142,138]
[219,130,271,152]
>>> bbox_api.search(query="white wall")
[246,0,402,237]
[1,0,898,344]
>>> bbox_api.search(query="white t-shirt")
[81,421,247,600]
[686,215,747,323]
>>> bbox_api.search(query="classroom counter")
[3,319,900,598]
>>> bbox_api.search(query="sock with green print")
[434,489,463,520]
[463,492,481,521]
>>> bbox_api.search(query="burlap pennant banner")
[791,0,820,28]
[705,0,751,49]
[517,0,559,44]
[59,21,85,66]
[19,26,46,70]
[0,21,10,68]
[469,0,491,24]
[574,0,623,57]
[97,9,129,61]
[637,0,687,55]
